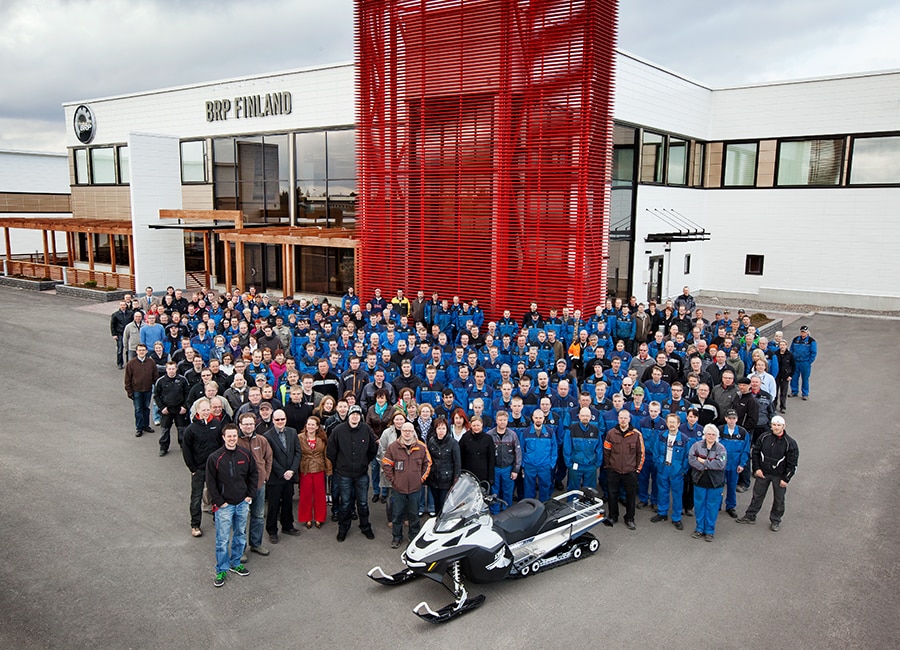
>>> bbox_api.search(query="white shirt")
[665,433,677,464]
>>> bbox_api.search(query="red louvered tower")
[355,0,617,319]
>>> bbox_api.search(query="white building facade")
[58,53,900,310]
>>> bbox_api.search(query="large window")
[777,139,842,186]
[181,140,206,183]
[640,131,665,183]
[296,128,357,227]
[667,137,688,185]
[90,147,116,184]
[723,142,758,187]
[117,146,130,184]
[849,136,900,185]
[213,134,290,222]
[74,149,89,184]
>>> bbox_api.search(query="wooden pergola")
[216,226,358,296]
[0,216,136,288]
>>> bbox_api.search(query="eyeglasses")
[273,417,286,421]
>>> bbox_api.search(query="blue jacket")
[638,415,667,459]
[614,314,636,341]
[717,424,751,471]
[678,422,704,458]
[652,430,690,475]
[563,422,603,469]
[519,425,557,469]
[643,380,672,404]
[790,335,817,364]
[497,318,519,340]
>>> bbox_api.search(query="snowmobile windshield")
[434,472,487,533]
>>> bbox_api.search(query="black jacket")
[427,434,461,490]
[182,417,225,473]
[110,308,132,336]
[458,431,496,484]
[731,391,760,431]
[326,421,377,478]
[751,430,799,482]
[155,374,189,409]
[263,426,301,485]
[206,446,258,506]
[775,350,796,381]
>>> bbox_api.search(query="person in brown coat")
[297,416,332,528]
[124,344,158,438]
[236,412,273,559]
[383,422,432,548]
[603,409,645,530]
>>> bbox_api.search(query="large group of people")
[115,283,805,586]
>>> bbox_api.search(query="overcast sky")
[1,0,898,152]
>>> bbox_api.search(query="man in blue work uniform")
[718,409,751,518]
[519,409,557,501]
[650,413,689,530]
[789,325,817,400]
[637,401,667,509]
[563,407,603,490]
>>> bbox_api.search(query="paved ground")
[1,285,898,649]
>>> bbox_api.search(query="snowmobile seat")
[492,499,547,544]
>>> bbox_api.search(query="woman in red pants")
[297,415,331,528]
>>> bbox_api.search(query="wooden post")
[109,233,117,273]
[203,231,210,288]
[51,230,58,263]
[66,232,74,267]
[236,240,245,291]
[223,239,233,295]
[282,244,290,299]
[87,233,95,270]
[42,229,49,265]
[127,235,134,275]
[3,227,10,262]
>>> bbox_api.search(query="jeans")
[693,485,723,535]
[247,485,266,548]
[523,465,553,501]
[334,473,371,533]
[491,466,515,514]
[371,459,388,497]
[214,500,249,574]
[391,489,422,542]
[656,469,684,521]
[744,473,788,524]
[190,470,206,528]
[790,361,812,397]
[776,377,791,410]
[115,335,124,367]
[132,391,152,431]
[429,486,451,517]
[418,484,434,515]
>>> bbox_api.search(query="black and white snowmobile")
[368,471,607,623]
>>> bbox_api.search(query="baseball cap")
[725,409,737,418]
[800,325,809,332]
[259,402,273,411]
[348,405,363,415]
[632,387,644,396]
[737,377,751,385]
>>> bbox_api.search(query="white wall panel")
[128,133,185,291]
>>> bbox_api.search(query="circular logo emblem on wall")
[73,105,95,144]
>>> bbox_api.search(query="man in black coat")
[182,399,224,538]
[327,405,378,542]
[262,409,301,544]
[110,300,132,369]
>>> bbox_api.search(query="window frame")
[745,254,764,276]
[89,146,117,185]
[722,141,759,188]
[774,138,844,187]
[180,140,208,184]
[847,134,900,187]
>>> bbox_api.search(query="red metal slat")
[355,0,617,319]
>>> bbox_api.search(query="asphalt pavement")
[0,286,898,649]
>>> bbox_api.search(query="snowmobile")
[368,471,608,623]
